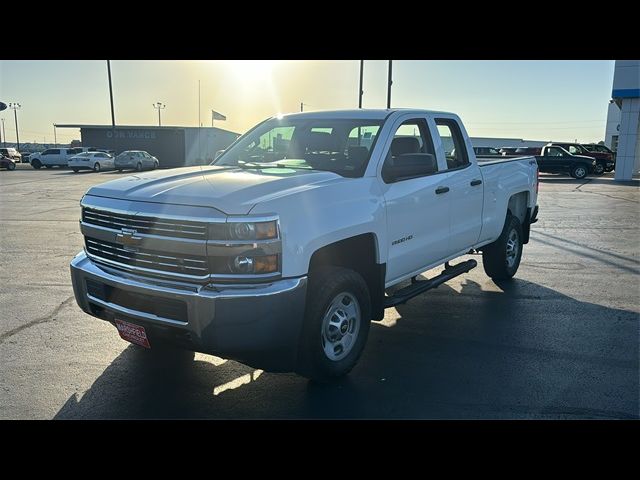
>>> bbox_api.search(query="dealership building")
[604,60,640,181]
[55,124,239,169]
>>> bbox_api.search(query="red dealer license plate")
[115,319,151,348]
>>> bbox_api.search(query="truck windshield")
[213,118,383,177]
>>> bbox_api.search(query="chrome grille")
[85,237,209,277]
[82,207,207,240]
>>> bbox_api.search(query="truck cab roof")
[278,108,456,121]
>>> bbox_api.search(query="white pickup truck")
[70,109,539,381]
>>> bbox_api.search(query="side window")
[436,119,469,170]
[548,147,563,156]
[382,118,437,182]
[568,146,580,155]
[44,149,60,155]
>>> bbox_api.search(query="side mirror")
[214,149,225,160]
[382,153,438,183]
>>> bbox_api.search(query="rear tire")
[136,162,143,172]
[31,159,42,169]
[7,162,16,171]
[93,162,101,172]
[570,164,588,179]
[482,213,523,280]
[297,266,371,382]
[593,163,605,175]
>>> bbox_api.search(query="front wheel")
[72,168,79,173]
[571,164,588,179]
[31,159,42,169]
[482,213,523,280]
[136,162,143,172]
[297,267,371,382]
[7,162,16,171]
[93,162,101,172]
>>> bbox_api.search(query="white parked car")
[69,152,115,173]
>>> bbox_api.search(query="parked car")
[21,152,39,163]
[499,147,518,156]
[29,147,84,169]
[0,147,22,163]
[71,108,539,381]
[68,151,115,173]
[582,143,616,169]
[535,145,597,179]
[0,155,16,170]
[473,146,502,156]
[114,150,159,172]
[514,146,542,156]
[547,142,614,175]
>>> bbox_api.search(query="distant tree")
[597,140,605,145]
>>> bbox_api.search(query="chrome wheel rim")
[506,228,519,268]
[321,292,361,361]
[575,167,586,178]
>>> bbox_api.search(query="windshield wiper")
[236,161,313,170]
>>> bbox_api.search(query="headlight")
[210,220,278,240]
[208,218,281,278]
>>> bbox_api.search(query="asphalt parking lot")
[1,164,638,419]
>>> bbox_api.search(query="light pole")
[358,60,364,108]
[1,118,5,147]
[153,102,166,126]
[300,102,311,112]
[107,60,116,154]
[53,124,57,147]
[386,60,393,109]
[9,103,21,151]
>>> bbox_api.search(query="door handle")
[470,179,482,186]
[435,186,450,194]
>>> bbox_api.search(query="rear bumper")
[70,251,308,371]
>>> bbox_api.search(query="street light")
[153,102,166,126]
[9,103,21,151]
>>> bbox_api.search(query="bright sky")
[0,60,615,145]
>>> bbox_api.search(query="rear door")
[434,117,484,253]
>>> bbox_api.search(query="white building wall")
[611,60,640,181]
[604,101,621,150]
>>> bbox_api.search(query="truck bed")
[476,155,535,166]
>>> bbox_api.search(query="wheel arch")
[308,233,386,321]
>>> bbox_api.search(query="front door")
[380,116,452,284]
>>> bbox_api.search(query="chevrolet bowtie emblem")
[116,228,142,248]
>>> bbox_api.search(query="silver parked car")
[115,150,159,172]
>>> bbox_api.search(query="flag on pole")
[212,111,226,121]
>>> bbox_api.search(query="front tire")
[7,162,16,171]
[482,213,523,280]
[297,267,371,382]
[31,159,42,169]
[571,164,588,179]
[93,162,101,172]
[136,162,143,172]
[72,168,79,173]
[593,163,605,175]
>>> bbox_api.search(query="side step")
[383,259,477,308]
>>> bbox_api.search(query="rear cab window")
[435,118,469,170]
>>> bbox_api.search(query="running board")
[383,259,477,308]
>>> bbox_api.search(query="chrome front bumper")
[70,251,308,371]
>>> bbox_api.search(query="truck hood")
[85,165,345,215]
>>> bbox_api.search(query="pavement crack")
[578,189,638,204]
[574,179,592,190]
[0,295,75,344]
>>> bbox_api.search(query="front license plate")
[115,319,151,348]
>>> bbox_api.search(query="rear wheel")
[31,159,42,169]
[482,213,523,280]
[7,162,16,171]
[136,162,143,172]
[297,267,371,382]
[571,164,588,179]
[93,162,101,172]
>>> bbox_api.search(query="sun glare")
[225,60,278,80]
